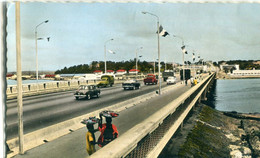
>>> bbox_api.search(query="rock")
[229,145,240,150]
[242,146,251,155]
[226,133,241,142]
[238,129,246,138]
[230,150,242,158]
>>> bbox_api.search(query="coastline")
[216,71,260,80]
[159,103,260,158]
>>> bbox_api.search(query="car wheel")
[75,97,79,100]
[96,93,100,98]
[86,94,91,100]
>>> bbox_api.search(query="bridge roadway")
[11,81,191,158]
[7,80,177,140]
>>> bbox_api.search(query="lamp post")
[142,11,162,95]
[173,35,186,84]
[35,20,48,91]
[135,47,143,77]
[104,38,113,74]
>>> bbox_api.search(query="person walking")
[98,111,119,147]
[194,77,198,85]
[86,122,97,155]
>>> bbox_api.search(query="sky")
[6,2,260,72]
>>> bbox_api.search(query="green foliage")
[55,59,154,74]
[221,60,260,70]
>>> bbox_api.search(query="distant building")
[232,69,260,76]
[129,69,140,74]
[220,64,239,71]
[93,70,103,75]
[116,69,127,75]
[106,70,114,75]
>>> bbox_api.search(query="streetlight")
[104,38,114,74]
[142,11,162,95]
[135,47,143,77]
[35,20,48,91]
[173,35,186,84]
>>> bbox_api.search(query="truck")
[97,75,114,87]
[180,69,191,80]
[144,74,158,85]
[162,70,174,81]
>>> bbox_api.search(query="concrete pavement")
[12,83,191,158]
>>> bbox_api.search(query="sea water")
[6,79,55,86]
[213,78,260,113]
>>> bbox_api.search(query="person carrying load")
[81,117,99,155]
[98,110,119,147]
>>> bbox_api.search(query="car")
[144,74,158,85]
[74,85,100,100]
[166,76,176,85]
[122,79,141,90]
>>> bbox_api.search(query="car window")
[88,86,93,90]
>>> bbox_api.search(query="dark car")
[122,79,141,90]
[74,85,100,100]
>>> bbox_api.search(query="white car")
[166,76,176,85]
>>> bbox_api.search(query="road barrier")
[90,73,216,158]
[6,77,148,99]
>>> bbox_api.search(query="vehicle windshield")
[102,78,108,81]
[147,75,154,78]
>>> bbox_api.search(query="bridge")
[6,72,216,158]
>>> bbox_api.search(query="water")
[213,78,260,113]
[6,79,55,86]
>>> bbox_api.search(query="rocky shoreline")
[159,103,260,158]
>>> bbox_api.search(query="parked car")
[122,79,141,90]
[144,74,158,85]
[97,75,114,88]
[166,76,177,85]
[74,85,100,100]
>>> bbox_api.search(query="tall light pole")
[142,11,161,95]
[104,38,113,74]
[173,35,186,84]
[135,47,143,77]
[35,20,48,91]
[15,2,24,154]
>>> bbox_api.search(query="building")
[220,64,239,71]
[116,69,127,75]
[129,69,140,74]
[232,69,260,76]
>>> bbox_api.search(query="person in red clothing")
[97,111,119,147]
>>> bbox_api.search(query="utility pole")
[1,2,8,157]
[16,1,24,154]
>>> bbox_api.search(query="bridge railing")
[90,73,216,158]
[6,76,146,99]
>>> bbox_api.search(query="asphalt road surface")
[6,81,173,140]
[13,82,191,158]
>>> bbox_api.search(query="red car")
[144,74,158,85]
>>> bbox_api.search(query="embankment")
[159,104,260,158]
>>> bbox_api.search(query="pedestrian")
[194,78,198,85]
[185,79,188,86]
[98,111,119,147]
[86,122,97,155]
[190,77,194,87]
